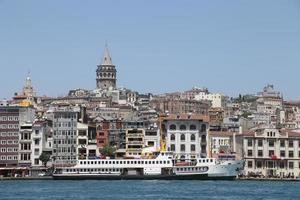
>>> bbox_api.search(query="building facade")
[236,127,300,178]
[163,114,209,161]
[52,110,77,166]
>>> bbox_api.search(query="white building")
[236,127,300,178]
[194,92,226,108]
[163,114,209,161]
[31,120,52,167]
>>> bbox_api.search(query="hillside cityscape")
[1,45,300,179]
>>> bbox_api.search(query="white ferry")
[52,152,244,180]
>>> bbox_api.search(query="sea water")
[0,180,300,200]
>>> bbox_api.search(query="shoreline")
[1,176,300,182]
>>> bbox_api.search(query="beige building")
[125,128,145,158]
[236,127,300,178]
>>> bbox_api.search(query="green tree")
[99,144,116,158]
[39,152,51,167]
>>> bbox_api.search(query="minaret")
[96,45,117,90]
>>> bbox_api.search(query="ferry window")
[160,161,162,164]
[199,160,201,163]
[141,161,144,164]
[80,161,82,164]
[138,161,140,164]
[109,169,111,171]
[134,161,137,164]
[112,169,115,172]
[87,161,90,164]
[80,169,83,172]
[116,161,119,164]
[156,161,158,164]
[102,169,104,172]
[113,161,115,164]
[98,161,100,164]
[131,161,134,164]
[145,161,148,164]
[163,161,166,164]
[210,159,213,162]
[66,169,69,172]
[105,169,108,172]
[167,161,170,164]
[206,159,209,162]
[102,161,104,164]
[84,161,86,165]
[84,169,86,172]
[127,161,130,164]
[152,161,155,164]
[105,161,108,164]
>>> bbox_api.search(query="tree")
[99,144,116,158]
[39,152,51,167]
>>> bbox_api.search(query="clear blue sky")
[1,0,300,100]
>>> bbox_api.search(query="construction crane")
[158,113,167,152]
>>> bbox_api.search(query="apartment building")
[236,127,300,178]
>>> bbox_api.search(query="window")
[269,150,274,157]
[289,151,294,158]
[289,161,294,169]
[201,135,206,142]
[247,139,253,147]
[179,125,186,130]
[289,140,294,148]
[257,139,263,147]
[268,140,274,147]
[279,161,285,169]
[170,134,175,141]
[201,124,206,132]
[280,140,285,148]
[280,150,285,158]
[170,124,176,130]
[170,144,175,151]
[256,161,262,168]
[190,125,196,130]
[180,134,185,141]
[190,134,195,141]
[191,144,195,152]
[247,150,253,157]
[180,144,185,152]
[258,150,263,157]
[247,161,253,168]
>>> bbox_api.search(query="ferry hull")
[52,174,236,181]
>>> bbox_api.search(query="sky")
[0,0,300,100]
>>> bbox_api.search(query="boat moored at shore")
[53,152,244,180]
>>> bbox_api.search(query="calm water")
[0,180,300,200]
